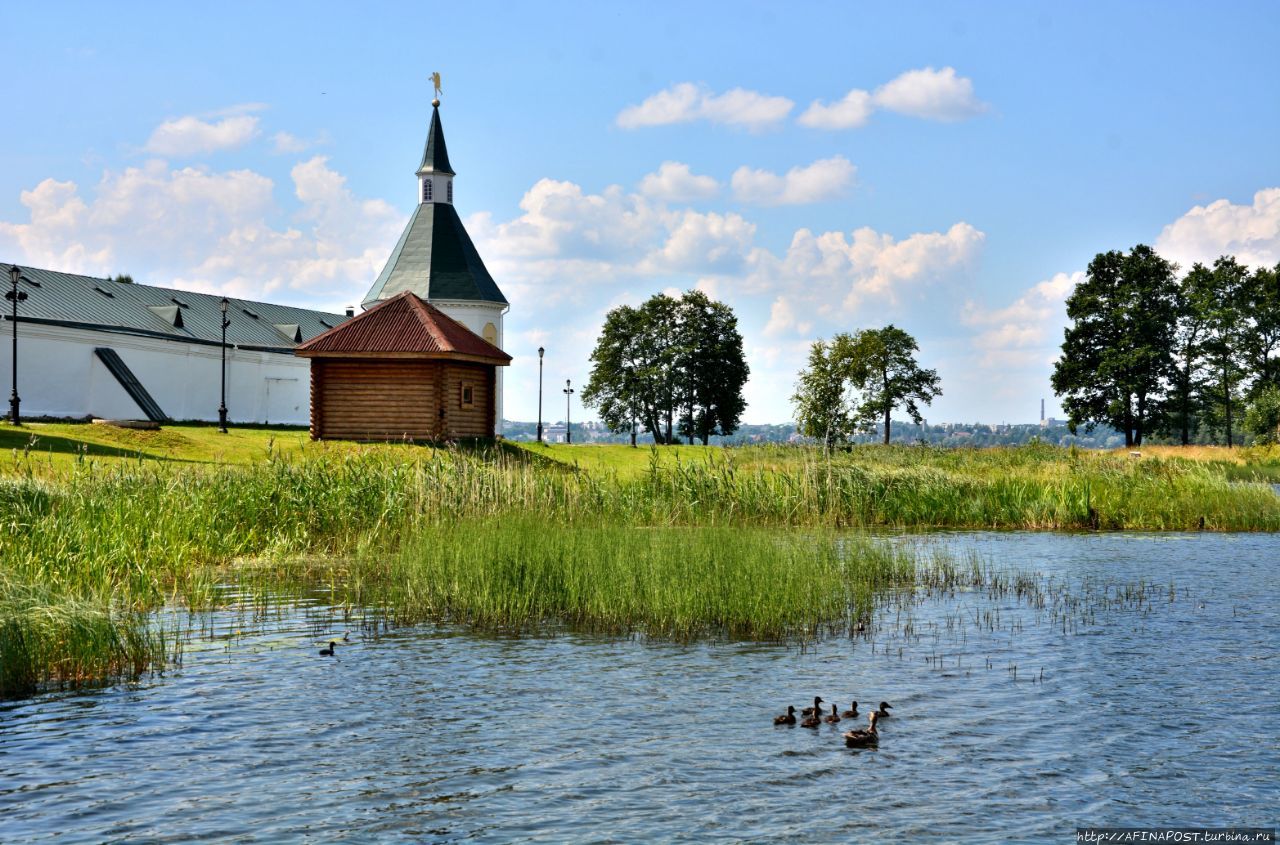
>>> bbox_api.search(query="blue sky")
[3,1,1278,424]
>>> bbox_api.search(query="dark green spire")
[417,102,454,175]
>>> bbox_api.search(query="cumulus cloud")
[961,272,1080,366]
[638,161,719,202]
[731,156,856,206]
[271,131,310,154]
[797,89,875,130]
[144,114,262,156]
[0,156,402,309]
[616,83,794,130]
[763,296,812,337]
[799,66,986,129]
[872,66,987,121]
[1155,187,1280,269]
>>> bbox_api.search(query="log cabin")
[295,291,510,441]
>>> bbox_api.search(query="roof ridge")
[419,297,508,358]
[405,293,452,349]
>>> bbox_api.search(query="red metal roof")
[295,292,511,363]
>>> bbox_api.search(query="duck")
[800,710,822,729]
[823,704,841,724]
[875,701,893,718]
[773,705,797,725]
[801,696,825,716]
[844,711,879,748]
[319,641,337,656]
[841,700,859,719]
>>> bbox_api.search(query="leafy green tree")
[1244,386,1280,445]
[793,326,941,447]
[1051,245,1179,447]
[1243,263,1280,394]
[845,326,942,445]
[675,291,749,445]
[792,336,859,451]
[580,304,649,446]
[1160,263,1214,445]
[583,290,749,446]
[1198,256,1251,447]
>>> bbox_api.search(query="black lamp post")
[218,297,230,433]
[6,265,28,425]
[562,378,574,444]
[536,346,545,443]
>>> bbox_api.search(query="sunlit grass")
[2,431,1279,695]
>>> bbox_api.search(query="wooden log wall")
[310,358,498,441]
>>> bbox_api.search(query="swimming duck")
[800,710,822,729]
[823,704,841,724]
[773,705,797,725]
[841,701,859,719]
[875,701,893,718]
[319,641,337,656]
[801,696,825,716]
[844,712,879,747]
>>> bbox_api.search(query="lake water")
[2,533,1276,843]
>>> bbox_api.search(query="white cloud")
[0,156,402,309]
[144,114,261,156]
[962,271,1080,366]
[798,89,875,130]
[763,295,812,337]
[643,210,756,274]
[872,66,987,122]
[798,67,986,130]
[616,83,793,130]
[638,162,719,202]
[1155,187,1280,269]
[731,156,856,206]
[272,131,310,154]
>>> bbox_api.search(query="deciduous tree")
[1051,245,1179,447]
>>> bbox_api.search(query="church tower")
[362,92,508,431]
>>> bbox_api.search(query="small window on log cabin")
[460,384,475,407]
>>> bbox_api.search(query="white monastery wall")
[0,321,311,424]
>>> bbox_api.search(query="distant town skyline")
[2,2,1277,424]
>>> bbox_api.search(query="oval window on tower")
[482,322,497,345]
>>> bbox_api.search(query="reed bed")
[349,520,916,642]
[2,441,1278,695]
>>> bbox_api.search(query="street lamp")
[218,297,230,433]
[562,378,574,444]
[536,346,545,443]
[6,265,28,425]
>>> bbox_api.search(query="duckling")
[843,711,879,747]
[875,701,893,718]
[823,704,841,724]
[841,700,859,719]
[773,705,797,725]
[801,696,825,716]
[800,710,822,729]
[319,641,337,656]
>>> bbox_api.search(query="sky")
[2,1,1279,425]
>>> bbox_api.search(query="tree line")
[1052,246,1280,447]
[582,290,749,445]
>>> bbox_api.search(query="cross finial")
[431,71,443,107]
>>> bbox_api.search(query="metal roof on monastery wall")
[1,262,350,351]
[360,202,508,308]
[296,291,511,363]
